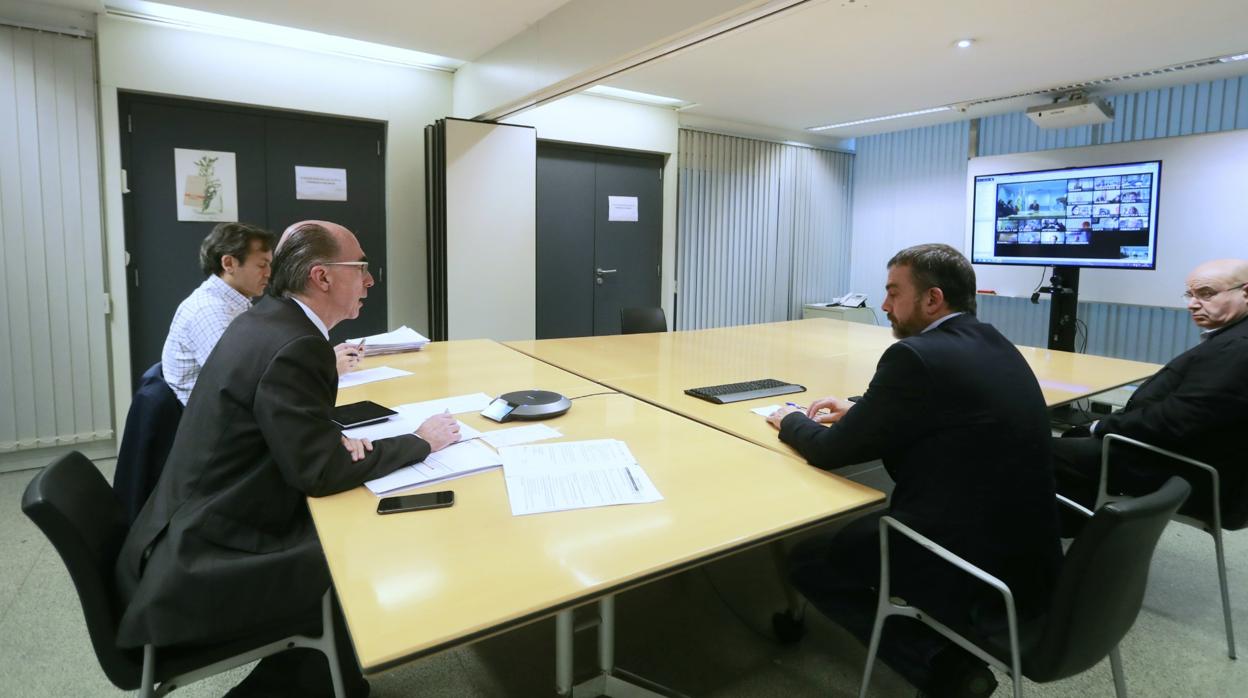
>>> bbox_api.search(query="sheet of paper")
[365,439,502,495]
[480,423,561,449]
[751,404,782,417]
[337,366,412,389]
[342,416,480,443]
[294,165,347,201]
[500,439,663,516]
[607,195,638,222]
[396,393,493,417]
[348,326,429,345]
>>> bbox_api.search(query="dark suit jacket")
[779,313,1062,618]
[114,296,430,648]
[1095,315,1248,517]
[113,362,183,525]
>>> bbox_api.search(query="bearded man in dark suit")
[115,221,459,697]
[767,244,1061,697]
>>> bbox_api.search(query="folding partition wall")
[425,118,536,341]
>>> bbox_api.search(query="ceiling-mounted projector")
[1025,95,1114,129]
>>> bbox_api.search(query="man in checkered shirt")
[161,223,276,404]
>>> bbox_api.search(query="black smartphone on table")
[332,400,397,429]
[376,491,455,515]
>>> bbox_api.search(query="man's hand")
[415,412,460,452]
[766,405,803,430]
[334,342,365,376]
[807,396,855,424]
[341,435,373,462]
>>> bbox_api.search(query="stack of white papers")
[499,439,663,516]
[348,325,430,356]
[338,366,413,389]
[365,440,503,495]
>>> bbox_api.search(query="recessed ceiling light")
[583,85,692,108]
[807,106,954,132]
[955,38,974,49]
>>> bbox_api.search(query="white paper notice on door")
[608,195,638,222]
[295,166,348,201]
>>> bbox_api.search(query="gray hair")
[887,243,978,314]
[269,223,340,297]
[198,222,275,276]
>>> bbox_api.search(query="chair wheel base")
[772,611,806,644]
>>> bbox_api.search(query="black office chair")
[113,362,183,523]
[620,307,668,334]
[22,451,348,697]
[1098,433,1248,659]
[860,477,1190,698]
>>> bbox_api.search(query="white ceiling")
[23,0,1248,140]
[34,0,575,60]
[603,0,1248,138]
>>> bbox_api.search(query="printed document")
[500,439,663,516]
[365,439,502,495]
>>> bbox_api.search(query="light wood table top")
[506,318,1161,455]
[308,339,883,673]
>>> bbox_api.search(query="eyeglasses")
[321,261,370,275]
[1182,282,1247,302]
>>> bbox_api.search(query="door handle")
[595,268,617,275]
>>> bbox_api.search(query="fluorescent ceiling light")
[807,106,954,132]
[584,85,691,108]
[1219,52,1248,62]
[104,0,463,71]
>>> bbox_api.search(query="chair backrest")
[113,362,183,523]
[620,307,667,334]
[22,451,142,689]
[1025,476,1190,682]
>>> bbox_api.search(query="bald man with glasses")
[1053,258,1248,525]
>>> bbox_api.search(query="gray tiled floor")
[3,456,1247,696]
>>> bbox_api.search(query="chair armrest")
[1099,433,1220,529]
[877,516,1021,673]
[1056,493,1094,518]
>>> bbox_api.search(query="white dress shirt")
[161,275,253,404]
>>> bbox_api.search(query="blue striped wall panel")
[854,74,1245,363]
[977,295,1199,364]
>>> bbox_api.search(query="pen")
[625,468,640,492]
[348,337,367,358]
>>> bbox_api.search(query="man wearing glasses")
[1053,258,1248,526]
[115,221,459,697]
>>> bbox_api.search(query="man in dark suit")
[115,221,459,697]
[1053,258,1248,520]
[767,244,1061,697]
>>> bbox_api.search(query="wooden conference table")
[308,339,883,693]
[507,318,1162,456]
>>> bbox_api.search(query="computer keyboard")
[684,378,806,404]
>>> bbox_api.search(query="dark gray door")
[119,93,387,387]
[264,115,387,344]
[536,143,663,338]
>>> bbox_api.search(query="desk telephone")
[828,292,868,308]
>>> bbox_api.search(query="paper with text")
[365,439,502,495]
[500,439,663,516]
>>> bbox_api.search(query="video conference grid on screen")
[971,161,1160,269]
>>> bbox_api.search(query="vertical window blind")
[0,26,111,453]
[676,129,853,330]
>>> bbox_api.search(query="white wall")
[96,16,452,429]
[968,129,1248,308]
[503,94,679,318]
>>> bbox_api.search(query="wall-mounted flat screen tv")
[970,160,1160,269]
